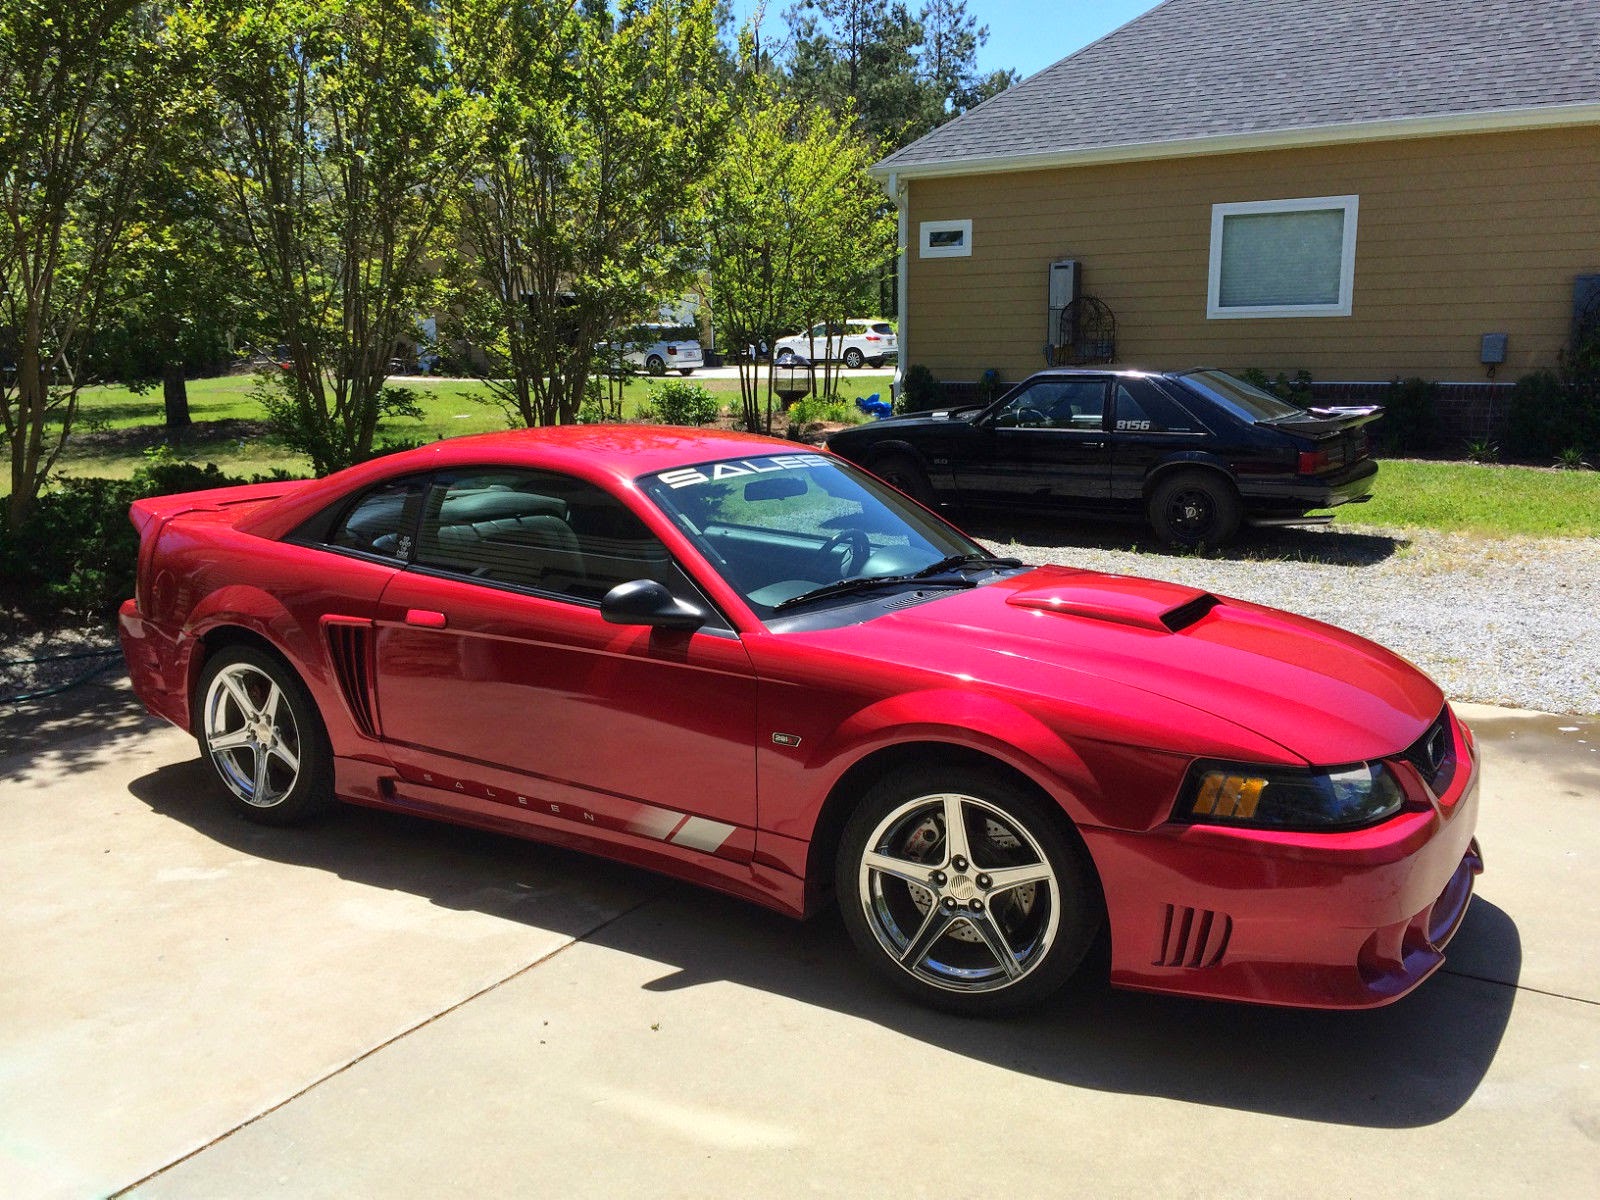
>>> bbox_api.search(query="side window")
[414,469,673,603]
[1114,382,1204,434]
[327,478,424,559]
[995,380,1107,429]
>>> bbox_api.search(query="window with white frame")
[919,218,972,258]
[1207,196,1358,318]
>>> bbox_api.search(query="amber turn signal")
[1191,772,1266,819]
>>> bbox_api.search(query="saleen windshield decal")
[656,454,830,489]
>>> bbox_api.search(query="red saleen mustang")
[119,426,1482,1013]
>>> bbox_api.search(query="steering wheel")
[814,528,871,579]
[1014,406,1048,426]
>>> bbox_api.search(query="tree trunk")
[162,360,191,431]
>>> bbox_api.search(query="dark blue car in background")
[827,368,1381,548]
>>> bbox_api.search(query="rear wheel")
[871,453,934,507]
[1148,470,1241,549]
[836,765,1103,1014]
[645,355,667,376]
[843,347,866,369]
[195,646,333,825]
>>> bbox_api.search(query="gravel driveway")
[966,516,1600,717]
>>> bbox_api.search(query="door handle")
[1080,441,1105,449]
[404,609,447,628]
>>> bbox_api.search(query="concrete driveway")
[2,689,1597,1199]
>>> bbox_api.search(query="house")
[873,0,1600,411]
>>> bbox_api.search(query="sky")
[727,1,1164,83]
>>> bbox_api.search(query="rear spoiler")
[128,479,311,538]
[1261,405,1384,436]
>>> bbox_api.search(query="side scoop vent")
[1155,904,1232,968]
[323,618,377,739]
[1160,593,1220,632]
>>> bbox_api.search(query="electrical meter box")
[1047,260,1080,343]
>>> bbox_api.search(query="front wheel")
[842,347,865,369]
[677,368,695,376]
[1148,470,1241,549]
[195,646,333,826]
[836,765,1103,1014]
[871,453,934,507]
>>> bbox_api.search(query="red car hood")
[822,566,1442,766]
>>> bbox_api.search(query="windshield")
[1177,369,1307,422]
[639,452,988,620]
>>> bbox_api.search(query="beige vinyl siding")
[903,125,1600,382]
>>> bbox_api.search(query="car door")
[371,466,759,861]
[952,378,1114,509]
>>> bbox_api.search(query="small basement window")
[919,218,972,258]
[1207,196,1358,318]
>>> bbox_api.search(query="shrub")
[1381,377,1439,454]
[646,380,719,426]
[1507,331,1600,459]
[786,396,857,425]
[0,450,307,622]
[901,363,941,411]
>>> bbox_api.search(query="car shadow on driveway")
[960,512,1408,567]
[128,758,1519,1131]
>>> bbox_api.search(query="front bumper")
[1086,711,1482,1009]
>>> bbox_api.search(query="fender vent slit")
[1155,904,1233,968]
[324,619,377,738]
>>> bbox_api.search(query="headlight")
[1177,761,1406,831]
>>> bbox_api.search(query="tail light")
[1297,449,1329,474]
[864,334,881,342]
[667,345,677,355]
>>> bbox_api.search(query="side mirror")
[600,579,708,630]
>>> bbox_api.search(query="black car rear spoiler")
[1261,405,1384,436]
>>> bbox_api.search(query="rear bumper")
[1087,711,1482,1010]
[1240,457,1378,511]
[118,599,192,731]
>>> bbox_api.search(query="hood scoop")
[1005,576,1221,633]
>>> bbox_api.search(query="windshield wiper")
[773,554,1022,613]
[912,553,1024,577]
[773,572,975,612]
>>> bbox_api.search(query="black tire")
[194,645,334,826]
[868,357,885,369]
[871,453,935,507]
[645,355,667,376]
[843,347,865,369]
[836,764,1104,1015]
[677,368,695,376]
[1148,469,1242,549]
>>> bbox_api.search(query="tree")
[0,1,188,526]
[93,156,262,430]
[202,0,484,474]
[704,76,894,430]
[918,0,1014,127]
[448,0,726,428]
[780,0,1012,147]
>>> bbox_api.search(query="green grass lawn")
[47,371,891,482]
[1335,459,1600,538]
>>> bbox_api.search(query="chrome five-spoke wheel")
[196,646,332,825]
[837,767,1102,1012]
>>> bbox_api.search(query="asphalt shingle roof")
[878,0,1600,172]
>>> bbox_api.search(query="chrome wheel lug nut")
[969,899,983,912]
[977,874,992,890]
[951,855,968,871]
[931,871,946,886]
[943,897,957,910]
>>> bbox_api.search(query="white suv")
[773,319,897,369]
[602,323,704,376]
